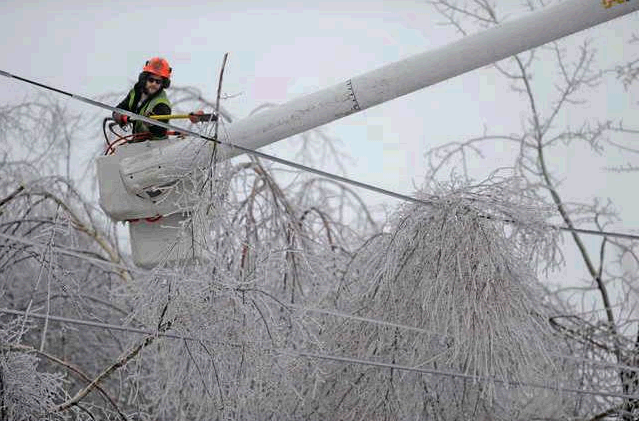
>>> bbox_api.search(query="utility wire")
[287,304,639,374]
[0,70,414,203]
[0,307,230,344]
[3,308,637,399]
[7,300,639,399]
[287,303,440,336]
[287,351,639,401]
[1,70,639,242]
[5,307,639,375]
[6,308,636,400]
[0,232,146,274]
[5,308,639,399]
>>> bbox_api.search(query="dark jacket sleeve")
[115,94,131,111]
[113,91,132,120]
[148,102,171,137]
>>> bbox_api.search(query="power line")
[287,304,639,374]
[0,307,233,345]
[1,70,639,242]
[3,308,636,400]
[561,226,639,241]
[287,303,440,336]
[4,307,637,403]
[0,70,415,204]
[3,306,438,344]
[290,351,639,401]
[5,306,639,375]
[0,232,146,274]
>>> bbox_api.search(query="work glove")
[189,110,205,124]
[112,112,128,127]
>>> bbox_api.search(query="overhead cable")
[0,232,146,274]
[5,307,635,399]
[0,307,224,344]
[287,304,639,374]
[1,70,639,242]
[287,303,440,336]
[290,351,639,401]
[5,307,639,375]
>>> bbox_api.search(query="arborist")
[112,57,173,140]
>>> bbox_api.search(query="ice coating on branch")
[117,158,338,419]
[325,177,560,413]
[0,323,63,420]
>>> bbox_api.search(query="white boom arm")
[95,0,638,267]
[119,0,639,200]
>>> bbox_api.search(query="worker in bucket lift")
[112,57,173,140]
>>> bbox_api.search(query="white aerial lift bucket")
[97,138,208,267]
[128,212,202,269]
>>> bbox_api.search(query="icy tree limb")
[50,333,157,415]
[3,343,126,420]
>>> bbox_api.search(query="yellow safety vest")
[127,89,171,139]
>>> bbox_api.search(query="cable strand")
[4,307,639,374]
[1,70,638,241]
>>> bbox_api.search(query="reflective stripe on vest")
[127,88,171,139]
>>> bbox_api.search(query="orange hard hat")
[142,57,172,79]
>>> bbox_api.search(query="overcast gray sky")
[1,0,638,288]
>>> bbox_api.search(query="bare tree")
[0,83,378,419]
[0,94,132,419]
[423,1,639,419]
[2,5,637,418]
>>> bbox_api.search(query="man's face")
[145,75,163,94]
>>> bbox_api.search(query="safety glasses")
[147,76,163,85]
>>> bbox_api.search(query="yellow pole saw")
[149,111,217,123]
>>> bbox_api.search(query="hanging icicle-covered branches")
[311,176,563,418]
